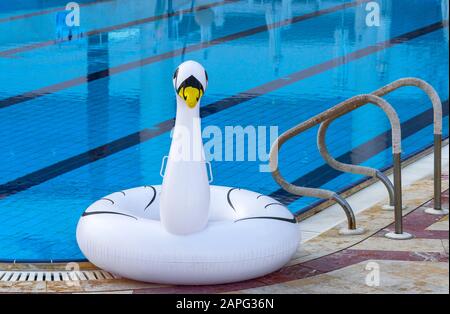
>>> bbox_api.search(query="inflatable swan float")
[76,61,300,285]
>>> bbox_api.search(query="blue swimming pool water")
[0,0,448,261]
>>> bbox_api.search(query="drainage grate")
[0,270,119,282]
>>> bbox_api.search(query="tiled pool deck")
[0,168,448,294]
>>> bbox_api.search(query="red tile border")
[133,266,321,294]
[303,249,448,273]
[131,249,448,294]
[132,188,449,294]
[374,189,448,239]
[133,279,265,294]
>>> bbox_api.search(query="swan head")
[173,60,208,109]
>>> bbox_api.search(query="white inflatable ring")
[76,185,300,285]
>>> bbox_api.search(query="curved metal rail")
[269,94,403,234]
[317,78,444,212]
[317,120,395,207]
[373,78,444,214]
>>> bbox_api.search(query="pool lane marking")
[0,0,368,109]
[0,20,447,199]
[269,100,450,208]
[0,0,115,24]
[0,0,240,58]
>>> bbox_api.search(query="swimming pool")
[0,0,448,261]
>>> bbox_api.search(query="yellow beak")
[178,86,203,109]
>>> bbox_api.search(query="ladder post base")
[339,227,365,236]
[424,207,449,215]
[384,231,413,240]
[382,204,407,211]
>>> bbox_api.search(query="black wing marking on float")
[144,185,157,211]
[234,216,297,224]
[82,211,137,220]
[264,202,284,209]
[227,188,240,212]
[100,198,115,205]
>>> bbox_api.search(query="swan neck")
[171,99,205,162]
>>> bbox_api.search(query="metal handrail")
[371,78,444,214]
[317,120,395,207]
[269,94,402,235]
[317,78,444,213]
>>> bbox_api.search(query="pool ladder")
[269,78,447,239]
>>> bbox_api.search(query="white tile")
[300,231,320,243]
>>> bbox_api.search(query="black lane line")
[270,100,450,205]
[0,0,240,57]
[0,21,447,199]
[0,0,115,24]
[0,0,367,110]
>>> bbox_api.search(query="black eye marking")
[173,67,179,87]
[205,70,208,82]
[177,75,204,95]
